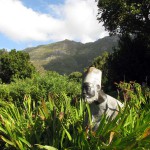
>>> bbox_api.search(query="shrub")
[0,71,81,104]
[69,71,82,82]
[0,82,150,149]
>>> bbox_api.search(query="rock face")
[24,36,119,74]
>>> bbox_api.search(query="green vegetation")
[0,75,150,149]
[24,36,118,74]
[0,0,149,149]
[0,71,81,104]
[69,72,82,83]
[0,49,35,83]
[106,35,150,88]
[96,0,150,89]
[97,0,149,35]
[91,51,109,90]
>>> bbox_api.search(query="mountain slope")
[24,36,119,74]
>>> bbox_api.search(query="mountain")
[24,36,119,74]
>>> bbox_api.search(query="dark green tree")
[0,49,7,55]
[97,0,150,35]
[91,51,109,88]
[107,35,150,87]
[69,71,82,82]
[91,51,109,70]
[0,49,36,83]
[97,0,150,88]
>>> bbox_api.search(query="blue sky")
[0,0,108,51]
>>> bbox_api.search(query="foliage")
[0,79,150,149]
[69,71,83,82]
[97,0,150,35]
[0,49,7,55]
[91,51,109,88]
[105,34,150,88]
[116,81,150,104]
[0,91,86,150]
[0,49,36,83]
[91,51,109,70]
[0,71,81,105]
[97,0,150,90]
[24,36,118,74]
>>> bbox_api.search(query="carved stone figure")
[82,67,123,131]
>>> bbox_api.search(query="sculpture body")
[82,67,123,131]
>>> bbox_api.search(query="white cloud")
[0,0,108,43]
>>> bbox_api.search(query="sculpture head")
[82,67,102,104]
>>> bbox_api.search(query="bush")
[0,81,150,149]
[69,71,82,82]
[0,71,81,104]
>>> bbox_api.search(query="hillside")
[24,36,119,74]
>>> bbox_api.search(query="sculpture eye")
[83,83,91,91]
[96,85,101,91]
[85,84,91,91]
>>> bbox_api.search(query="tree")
[97,0,150,35]
[97,0,150,88]
[91,51,109,88]
[106,35,150,86]
[69,71,82,82]
[0,49,36,83]
[0,49,7,55]
[91,51,109,70]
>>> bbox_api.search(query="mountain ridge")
[24,36,119,74]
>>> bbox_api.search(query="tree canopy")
[91,51,110,89]
[0,49,36,83]
[106,35,150,85]
[97,0,150,35]
[96,0,150,88]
